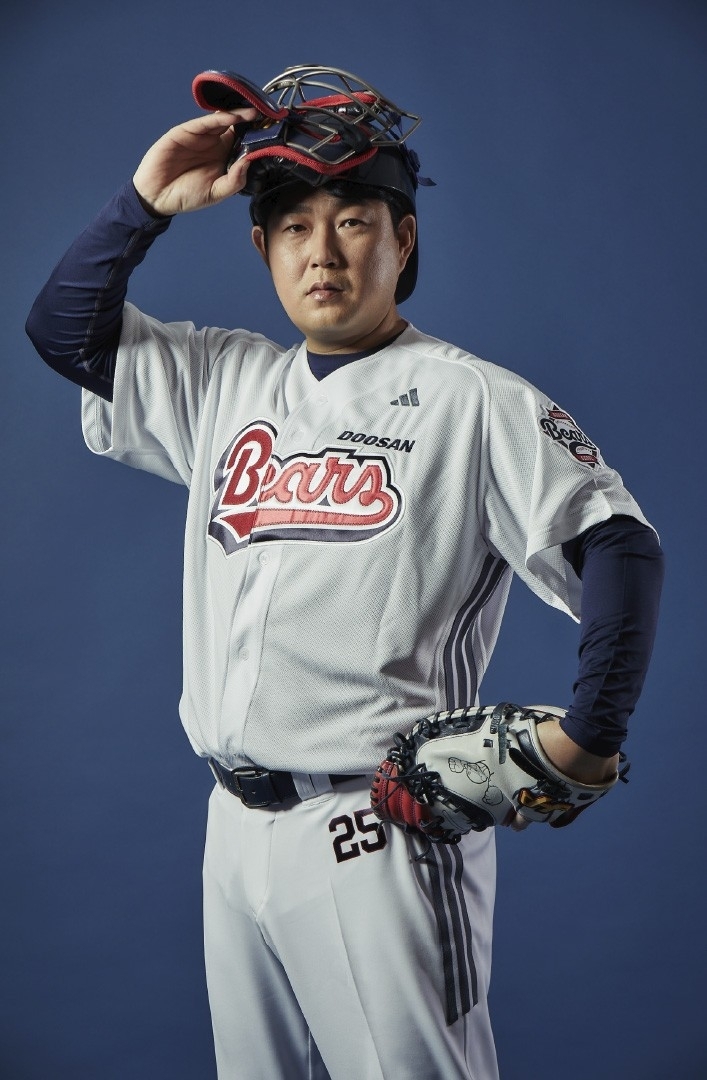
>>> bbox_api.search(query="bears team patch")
[209,420,403,553]
[538,404,601,469]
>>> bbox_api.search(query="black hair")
[252,179,412,236]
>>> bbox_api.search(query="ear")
[251,225,270,268]
[396,214,416,273]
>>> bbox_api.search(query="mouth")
[307,281,344,300]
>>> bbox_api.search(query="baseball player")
[26,66,663,1079]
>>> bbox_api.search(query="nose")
[310,221,341,268]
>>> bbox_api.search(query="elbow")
[25,296,45,355]
[25,289,61,369]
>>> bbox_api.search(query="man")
[26,66,663,1079]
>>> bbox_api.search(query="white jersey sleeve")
[474,358,650,618]
[81,302,287,486]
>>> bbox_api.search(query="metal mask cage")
[258,65,422,167]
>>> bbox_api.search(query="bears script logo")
[538,404,601,468]
[209,420,403,554]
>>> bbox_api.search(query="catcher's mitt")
[371,703,629,843]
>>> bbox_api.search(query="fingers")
[180,107,261,135]
[210,151,252,202]
[220,107,261,124]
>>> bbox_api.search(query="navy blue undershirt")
[25,180,664,757]
[307,330,406,380]
[26,182,171,401]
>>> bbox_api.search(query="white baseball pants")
[202,776,499,1079]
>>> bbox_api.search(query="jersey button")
[239,647,249,661]
[258,552,269,566]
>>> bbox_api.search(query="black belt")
[208,759,365,809]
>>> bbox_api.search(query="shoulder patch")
[538,404,602,469]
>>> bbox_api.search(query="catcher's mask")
[192,64,434,303]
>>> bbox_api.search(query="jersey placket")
[216,360,338,764]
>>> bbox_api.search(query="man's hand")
[132,109,260,217]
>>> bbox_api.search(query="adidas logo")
[390,388,419,407]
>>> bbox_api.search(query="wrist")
[131,178,173,220]
[536,718,619,785]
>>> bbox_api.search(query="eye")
[339,217,366,228]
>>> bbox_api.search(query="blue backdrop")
[2,1,706,1077]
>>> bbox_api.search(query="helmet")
[192,65,433,302]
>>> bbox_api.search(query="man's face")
[252,187,416,354]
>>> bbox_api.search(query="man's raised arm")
[26,110,257,399]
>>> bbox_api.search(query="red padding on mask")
[192,71,288,120]
[243,144,378,175]
[296,91,378,110]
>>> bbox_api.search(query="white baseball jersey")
[82,303,649,774]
